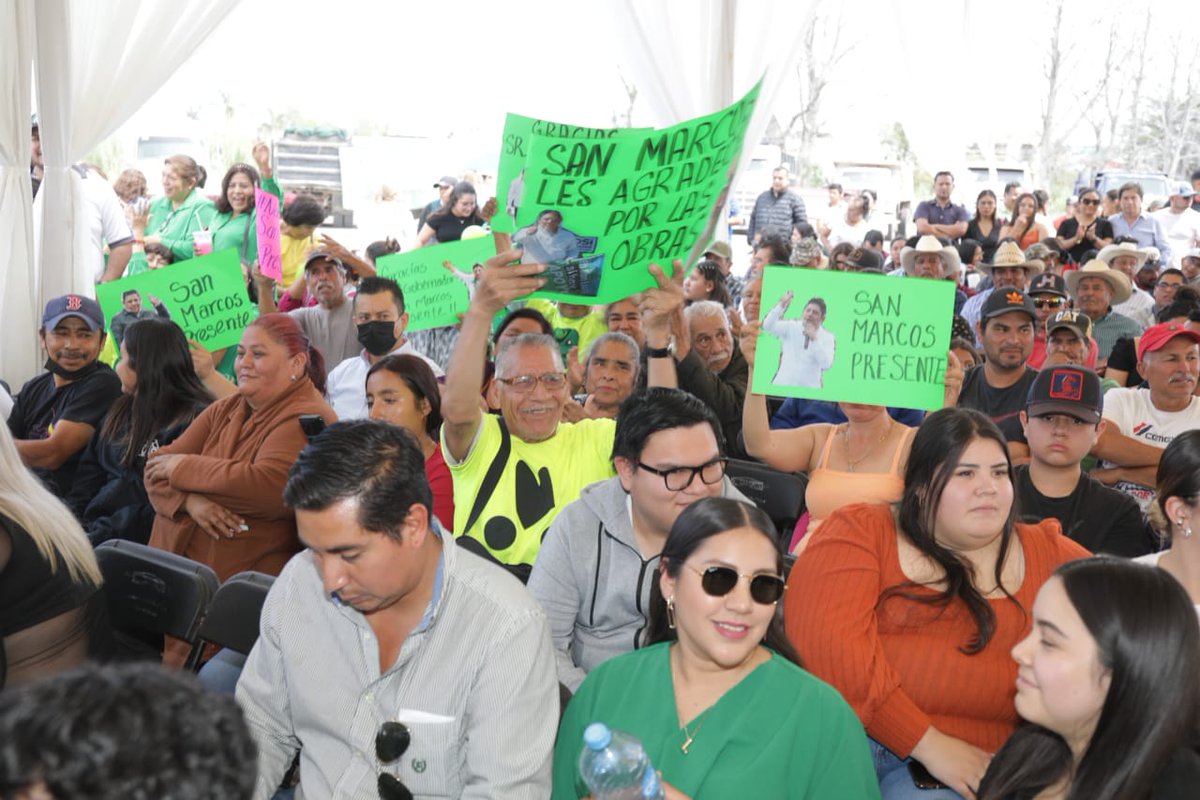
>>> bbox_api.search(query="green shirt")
[147,189,217,262]
[554,642,880,800]
[207,177,283,264]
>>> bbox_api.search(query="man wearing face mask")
[8,294,122,497]
[325,276,443,419]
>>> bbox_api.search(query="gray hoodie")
[527,475,750,691]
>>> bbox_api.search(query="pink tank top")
[789,425,913,553]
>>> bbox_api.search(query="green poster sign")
[752,266,956,411]
[492,114,648,234]
[374,237,496,332]
[95,248,256,351]
[502,82,760,303]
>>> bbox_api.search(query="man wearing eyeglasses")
[441,250,617,577]
[528,387,751,691]
[238,420,558,799]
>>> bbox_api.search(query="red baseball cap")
[1137,322,1200,361]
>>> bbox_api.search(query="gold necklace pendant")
[680,733,695,754]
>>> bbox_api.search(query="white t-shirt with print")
[1101,387,1200,508]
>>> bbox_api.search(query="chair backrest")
[191,571,276,665]
[724,459,809,546]
[95,540,219,660]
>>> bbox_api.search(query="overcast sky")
[111,0,1200,181]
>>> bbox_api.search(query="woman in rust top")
[146,313,335,664]
[786,408,1088,799]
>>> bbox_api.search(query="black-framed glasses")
[377,722,413,800]
[495,372,567,393]
[635,457,727,491]
[682,563,786,604]
[1033,298,1065,309]
[1080,198,1101,206]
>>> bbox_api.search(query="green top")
[207,176,283,264]
[147,189,217,261]
[553,642,880,800]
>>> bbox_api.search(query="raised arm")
[442,249,545,462]
[640,261,685,390]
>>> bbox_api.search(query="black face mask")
[44,357,101,381]
[357,321,398,357]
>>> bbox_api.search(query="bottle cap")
[583,722,612,750]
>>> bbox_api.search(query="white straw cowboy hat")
[1065,258,1133,305]
[977,240,1045,276]
[900,235,961,278]
[1096,241,1149,270]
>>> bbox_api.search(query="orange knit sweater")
[785,502,1089,757]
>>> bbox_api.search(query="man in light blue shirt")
[1109,181,1172,265]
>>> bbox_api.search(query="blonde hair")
[0,424,101,586]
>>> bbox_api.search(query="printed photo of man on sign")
[763,292,835,388]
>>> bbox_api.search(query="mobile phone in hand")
[908,760,949,790]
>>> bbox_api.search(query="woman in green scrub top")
[145,154,216,261]
[207,144,282,264]
[553,497,880,799]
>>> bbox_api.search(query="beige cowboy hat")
[1096,241,1149,270]
[977,240,1045,276]
[900,235,961,278]
[1065,259,1133,304]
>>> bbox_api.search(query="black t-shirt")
[427,210,485,243]
[8,365,123,497]
[1055,217,1114,264]
[1014,465,1157,556]
[957,365,1038,445]
[1107,336,1144,386]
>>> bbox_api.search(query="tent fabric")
[0,0,38,385]
[1,0,240,385]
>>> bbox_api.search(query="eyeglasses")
[636,457,727,491]
[495,372,568,393]
[1080,198,1100,206]
[1157,281,1183,290]
[377,722,413,800]
[682,563,786,604]
[1033,298,1065,309]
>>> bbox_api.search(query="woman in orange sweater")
[786,408,1088,800]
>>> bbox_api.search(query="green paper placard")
[374,237,497,332]
[493,114,649,234]
[752,267,956,411]
[96,248,256,351]
[504,81,761,303]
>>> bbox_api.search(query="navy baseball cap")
[42,294,104,332]
[1026,365,1102,424]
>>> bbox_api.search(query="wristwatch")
[645,343,674,359]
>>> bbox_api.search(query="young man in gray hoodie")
[528,387,752,691]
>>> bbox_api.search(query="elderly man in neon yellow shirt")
[441,250,616,579]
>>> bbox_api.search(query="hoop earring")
[666,596,676,630]
[1178,518,1193,539]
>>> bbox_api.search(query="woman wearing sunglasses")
[978,557,1200,799]
[787,408,1089,800]
[1056,188,1114,265]
[552,497,878,799]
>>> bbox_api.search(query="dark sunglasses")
[683,563,785,604]
[1033,298,1065,309]
[377,722,413,800]
[1080,198,1100,206]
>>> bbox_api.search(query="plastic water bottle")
[578,722,666,800]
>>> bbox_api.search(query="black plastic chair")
[94,540,219,662]
[724,458,809,548]
[187,571,275,670]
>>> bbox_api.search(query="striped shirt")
[236,527,558,799]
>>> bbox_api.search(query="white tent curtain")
[0,0,38,387]
[7,0,240,385]
[606,0,815,169]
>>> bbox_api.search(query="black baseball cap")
[843,247,884,273]
[981,289,1036,323]
[1028,272,1068,299]
[1026,365,1102,424]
